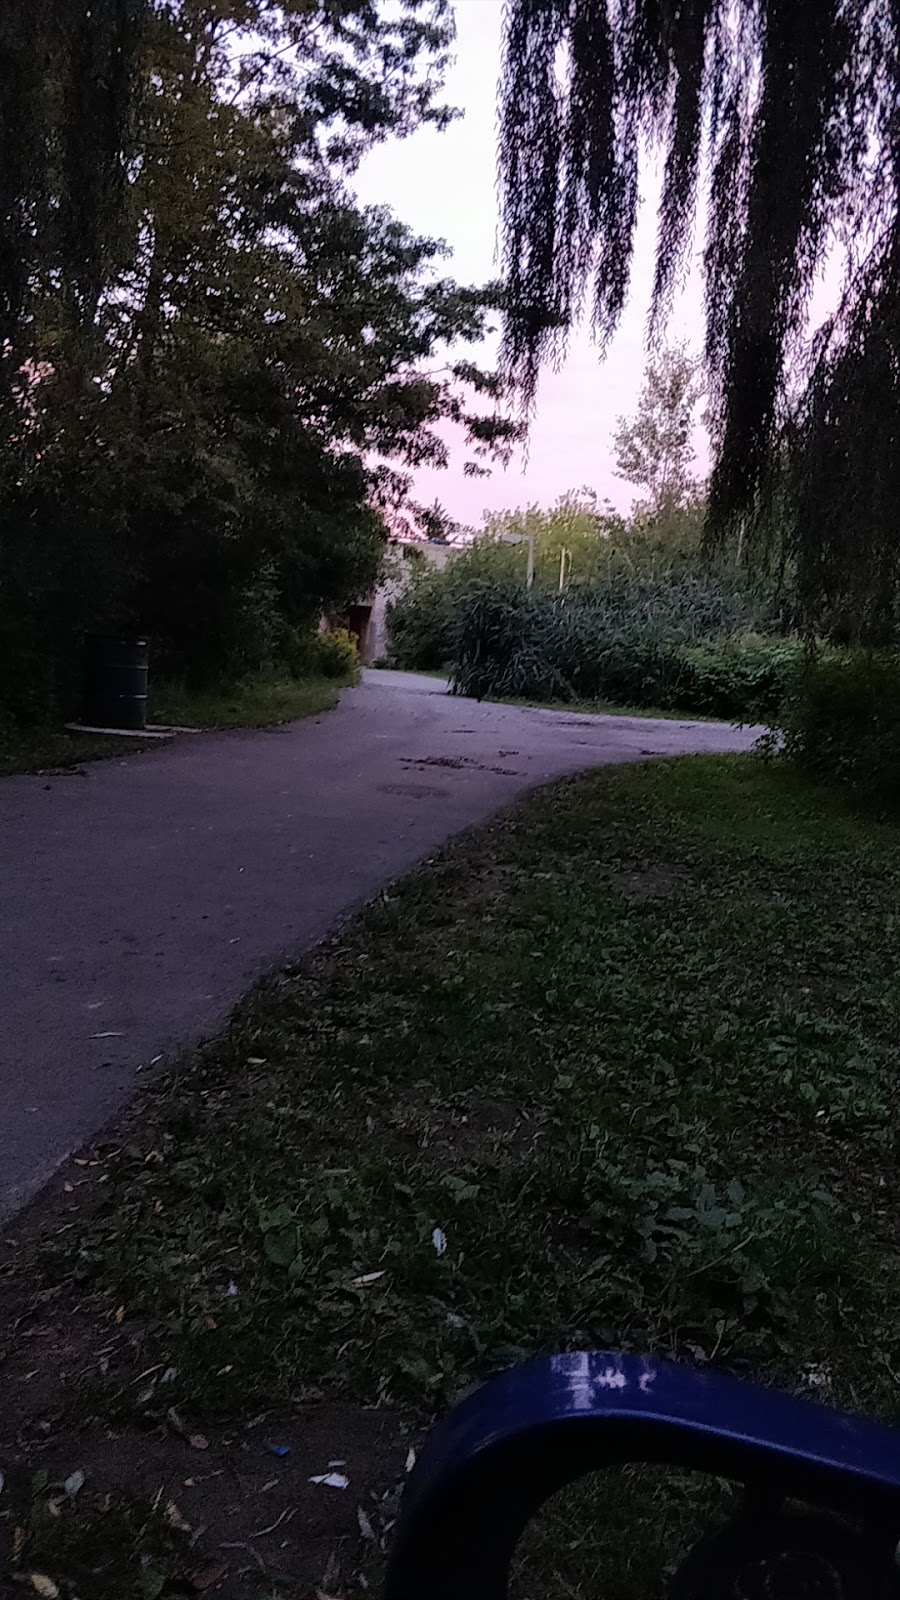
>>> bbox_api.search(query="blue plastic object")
[384,1352,900,1599]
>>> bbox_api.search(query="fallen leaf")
[320,1552,341,1591]
[12,1526,26,1562]
[165,1500,192,1535]
[189,1434,209,1451]
[357,1505,375,1542]
[46,1499,62,1519]
[134,1363,164,1384]
[63,1183,74,1194]
[166,1407,190,1440]
[349,1271,387,1287]
[29,1577,59,1598]
[309,1473,349,1490]
[114,1305,125,1325]
[63,1469,85,1497]
[405,1447,416,1474]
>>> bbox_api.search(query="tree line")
[0,0,518,726]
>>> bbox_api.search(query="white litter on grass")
[432,1228,447,1256]
[309,1472,349,1490]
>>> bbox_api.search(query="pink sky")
[354,0,708,526]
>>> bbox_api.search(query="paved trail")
[0,670,757,1217]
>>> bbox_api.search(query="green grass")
[53,754,900,1593]
[499,693,728,722]
[151,670,354,730]
[0,673,354,776]
[0,726,154,776]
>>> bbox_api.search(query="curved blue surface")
[384,1353,900,1600]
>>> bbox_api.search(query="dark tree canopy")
[0,0,520,720]
[499,0,900,637]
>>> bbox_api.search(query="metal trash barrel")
[83,635,149,730]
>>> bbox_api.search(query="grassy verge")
[498,693,729,722]
[0,727,152,777]
[0,673,354,777]
[8,754,900,1594]
[151,670,355,730]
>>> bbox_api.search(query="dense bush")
[449,580,795,721]
[771,652,900,801]
[387,493,787,710]
[386,564,458,671]
[671,638,802,722]
[313,627,359,679]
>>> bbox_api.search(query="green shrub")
[387,565,457,670]
[313,627,359,679]
[451,583,571,701]
[772,652,900,801]
[450,582,796,722]
[669,638,802,722]
[387,495,785,678]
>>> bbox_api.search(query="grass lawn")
[0,673,353,777]
[4,754,900,1596]
[150,671,354,730]
[0,727,153,777]
[499,693,729,722]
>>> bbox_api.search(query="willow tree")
[498,0,900,640]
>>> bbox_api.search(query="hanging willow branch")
[498,0,900,635]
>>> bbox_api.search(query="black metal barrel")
[83,635,149,730]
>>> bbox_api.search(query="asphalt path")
[0,669,758,1217]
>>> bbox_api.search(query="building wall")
[362,540,453,664]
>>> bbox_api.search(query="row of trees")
[0,0,519,724]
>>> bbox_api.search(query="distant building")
[337,539,454,664]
